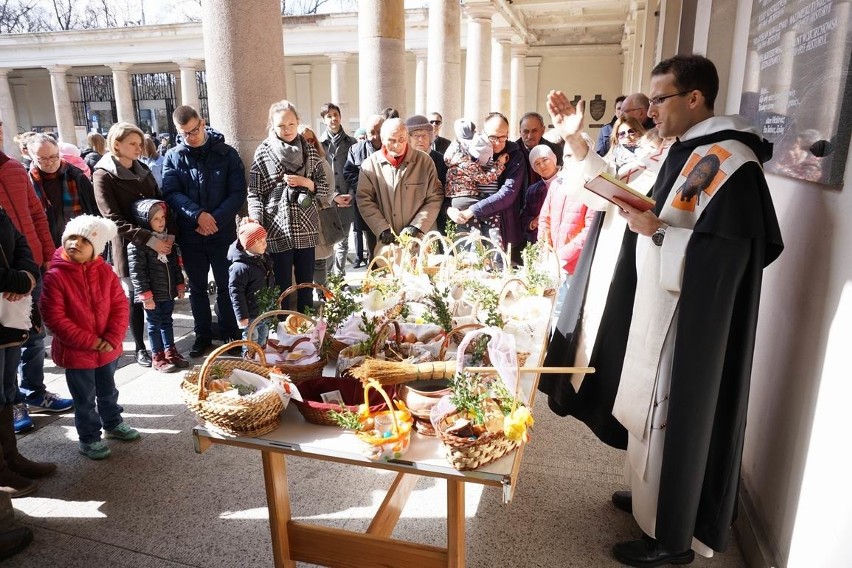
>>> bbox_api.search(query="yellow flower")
[503,407,534,443]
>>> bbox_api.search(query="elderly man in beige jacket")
[356,118,443,255]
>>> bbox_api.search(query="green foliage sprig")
[463,280,505,328]
[521,242,552,294]
[255,285,282,316]
[444,219,457,243]
[328,407,361,430]
[422,284,454,333]
[449,371,486,425]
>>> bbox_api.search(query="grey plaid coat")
[248,133,330,253]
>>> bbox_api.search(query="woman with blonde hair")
[247,101,330,313]
[92,122,165,368]
[82,133,106,173]
[605,115,647,175]
[139,135,164,187]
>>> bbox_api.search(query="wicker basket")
[181,340,287,437]
[292,376,395,426]
[355,380,413,462]
[432,329,527,470]
[276,282,332,311]
[247,309,327,383]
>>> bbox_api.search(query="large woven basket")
[247,309,328,383]
[434,418,520,470]
[180,340,286,437]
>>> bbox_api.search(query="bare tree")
[0,0,49,33]
[280,0,355,16]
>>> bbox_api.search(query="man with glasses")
[595,95,626,156]
[545,54,783,567]
[447,112,526,263]
[428,112,451,155]
[162,106,245,358]
[621,92,656,131]
[15,133,90,431]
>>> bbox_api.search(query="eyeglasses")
[35,155,61,163]
[617,129,637,138]
[179,122,203,137]
[648,91,692,106]
[488,134,508,143]
[429,120,442,125]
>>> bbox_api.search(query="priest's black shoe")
[612,490,633,513]
[612,534,694,567]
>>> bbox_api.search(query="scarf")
[382,146,407,169]
[274,134,304,174]
[30,161,82,219]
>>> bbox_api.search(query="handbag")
[0,232,32,348]
[317,204,347,247]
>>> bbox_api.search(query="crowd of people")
[0,52,784,566]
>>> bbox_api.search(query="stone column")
[176,59,201,111]
[426,0,461,131]
[328,53,351,120]
[109,63,136,124]
[491,31,512,115]
[509,44,528,139]
[358,0,406,123]
[201,0,286,175]
[0,70,21,157]
[463,4,495,123]
[414,50,427,116]
[292,64,314,125]
[45,65,76,143]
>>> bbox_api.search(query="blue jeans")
[0,347,22,406]
[271,248,315,313]
[17,275,46,402]
[241,322,269,356]
[181,238,239,341]
[65,360,123,444]
[145,300,175,353]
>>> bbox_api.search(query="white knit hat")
[61,215,117,259]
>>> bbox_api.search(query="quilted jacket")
[0,152,55,265]
[41,247,128,369]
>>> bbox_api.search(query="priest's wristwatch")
[652,225,667,246]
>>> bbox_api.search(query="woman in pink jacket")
[40,215,140,460]
[536,147,596,275]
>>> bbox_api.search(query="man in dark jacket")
[449,112,527,263]
[162,105,245,357]
[318,103,357,275]
[515,112,563,188]
[343,114,384,266]
[429,112,451,155]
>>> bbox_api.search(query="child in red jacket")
[40,215,140,460]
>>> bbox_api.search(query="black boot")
[0,405,44,497]
[0,527,33,560]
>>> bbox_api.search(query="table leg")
[446,479,465,568]
[262,451,296,568]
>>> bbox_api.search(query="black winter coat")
[126,199,183,303]
[343,140,380,231]
[227,241,274,323]
[0,208,38,295]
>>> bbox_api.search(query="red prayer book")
[584,172,655,212]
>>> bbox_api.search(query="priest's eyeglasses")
[648,91,691,106]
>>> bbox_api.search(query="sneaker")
[136,349,153,368]
[152,351,177,373]
[12,405,33,434]
[165,346,190,369]
[104,423,140,442]
[189,336,213,358]
[79,440,111,460]
[26,391,73,413]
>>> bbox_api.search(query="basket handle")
[246,309,319,343]
[197,340,267,402]
[370,319,401,357]
[438,322,485,360]
[276,283,333,310]
[362,379,402,437]
[450,234,510,276]
[498,277,530,306]
[364,254,395,279]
